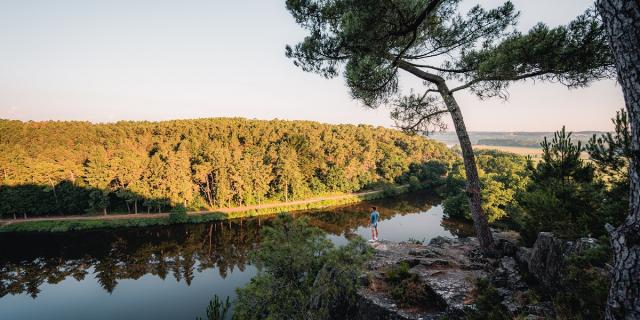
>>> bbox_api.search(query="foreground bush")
[233,214,371,320]
[441,150,529,223]
[197,295,231,320]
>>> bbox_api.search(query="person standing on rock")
[369,206,379,242]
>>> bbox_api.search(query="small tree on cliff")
[596,1,640,319]
[285,0,614,252]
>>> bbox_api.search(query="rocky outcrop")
[524,232,598,290]
[356,237,489,319]
[489,254,555,318]
[354,232,595,319]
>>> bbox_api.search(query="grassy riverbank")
[0,185,407,233]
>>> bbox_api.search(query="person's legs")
[374,226,378,240]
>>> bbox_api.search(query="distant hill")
[428,131,604,148]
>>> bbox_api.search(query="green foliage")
[196,295,231,320]
[441,150,529,222]
[382,182,402,197]
[408,175,421,191]
[169,212,189,224]
[585,109,631,227]
[0,212,227,233]
[171,204,188,214]
[169,205,189,224]
[553,242,611,320]
[0,119,453,218]
[0,185,406,233]
[587,110,631,176]
[384,261,434,308]
[536,127,593,183]
[442,193,469,220]
[400,160,449,191]
[464,279,511,320]
[519,124,628,245]
[233,214,371,320]
[457,9,614,99]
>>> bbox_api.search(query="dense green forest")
[0,118,453,218]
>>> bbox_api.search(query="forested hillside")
[0,118,453,218]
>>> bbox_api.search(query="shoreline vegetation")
[0,185,408,233]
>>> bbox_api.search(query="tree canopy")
[0,118,453,217]
[285,0,614,128]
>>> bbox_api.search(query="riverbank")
[0,185,408,233]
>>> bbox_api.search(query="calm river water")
[0,191,472,319]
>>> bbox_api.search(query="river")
[0,191,472,319]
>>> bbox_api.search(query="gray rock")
[354,232,578,320]
[527,232,598,290]
[356,291,444,320]
[515,246,532,265]
[356,237,486,320]
[428,236,454,247]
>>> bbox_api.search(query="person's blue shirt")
[370,210,379,226]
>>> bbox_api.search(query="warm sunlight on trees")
[0,119,454,217]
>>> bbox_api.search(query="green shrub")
[384,261,436,308]
[171,204,188,214]
[440,151,528,223]
[168,212,188,224]
[408,175,422,191]
[517,127,625,245]
[233,214,371,319]
[168,204,188,224]
[382,183,401,197]
[196,295,231,320]
[464,278,511,320]
[553,242,610,319]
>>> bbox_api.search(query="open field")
[473,144,544,157]
[473,144,590,160]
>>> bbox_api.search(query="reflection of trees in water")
[306,191,441,236]
[440,218,475,238]
[0,191,470,298]
[0,220,261,298]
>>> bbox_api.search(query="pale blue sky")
[0,0,625,131]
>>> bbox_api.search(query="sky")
[0,0,625,132]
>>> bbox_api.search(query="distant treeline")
[0,118,453,218]
[476,138,540,148]
[430,132,601,146]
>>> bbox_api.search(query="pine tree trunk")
[285,181,289,202]
[396,60,494,253]
[48,177,59,207]
[597,1,640,319]
[205,175,214,208]
[438,84,494,253]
